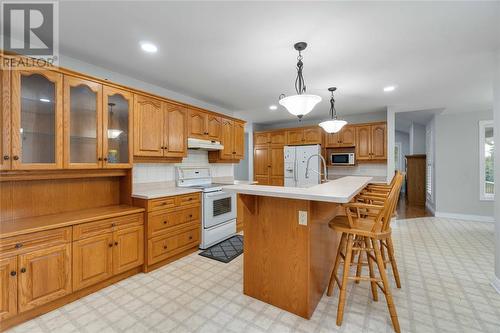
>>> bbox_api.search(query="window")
[426,123,434,203]
[479,120,494,200]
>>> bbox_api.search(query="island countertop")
[223,176,372,203]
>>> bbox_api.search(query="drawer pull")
[188,198,193,201]
[20,268,26,273]
[160,202,167,205]
[189,214,193,218]
[163,245,168,250]
[13,155,19,160]
[111,223,116,227]
[3,155,9,160]
[109,243,113,248]
[10,271,16,276]
[163,221,167,225]
[189,236,193,240]
[14,243,23,249]
[114,242,118,246]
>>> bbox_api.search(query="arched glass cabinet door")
[11,70,63,170]
[102,86,133,168]
[0,68,11,170]
[63,76,103,169]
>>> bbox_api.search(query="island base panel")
[240,194,340,319]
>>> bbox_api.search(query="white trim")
[492,276,500,294]
[479,120,494,201]
[434,211,495,223]
[425,201,435,215]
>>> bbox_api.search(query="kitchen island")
[223,176,372,319]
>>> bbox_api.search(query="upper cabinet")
[209,118,245,162]
[188,108,221,141]
[355,123,386,160]
[133,94,187,160]
[286,127,323,145]
[1,69,10,170]
[325,125,355,148]
[11,69,63,170]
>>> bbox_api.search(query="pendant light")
[107,103,123,139]
[319,87,347,133]
[279,42,321,120]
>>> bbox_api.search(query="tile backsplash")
[327,163,387,178]
[132,150,234,184]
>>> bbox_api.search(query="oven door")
[203,191,237,229]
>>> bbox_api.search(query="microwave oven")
[331,153,355,165]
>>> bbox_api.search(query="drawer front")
[149,197,176,212]
[175,193,200,207]
[73,213,143,241]
[148,226,199,264]
[0,228,71,258]
[148,207,200,238]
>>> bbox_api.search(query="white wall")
[395,130,410,171]
[434,110,494,219]
[409,122,426,154]
[493,51,500,293]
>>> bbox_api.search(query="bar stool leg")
[372,238,401,333]
[327,233,346,296]
[355,237,364,284]
[380,240,387,268]
[336,233,354,326]
[386,237,402,288]
[364,236,378,302]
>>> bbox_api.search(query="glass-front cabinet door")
[11,70,63,170]
[102,86,132,168]
[1,69,11,170]
[63,76,102,169]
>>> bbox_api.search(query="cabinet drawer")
[148,226,199,264]
[175,193,200,207]
[73,213,143,241]
[0,228,71,258]
[149,197,176,212]
[148,207,200,238]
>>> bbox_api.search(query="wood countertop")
[224,176,372,203]
[0,205,145,239]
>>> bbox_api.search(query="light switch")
[298,211,308,226]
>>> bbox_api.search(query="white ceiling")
[58,1,500,124]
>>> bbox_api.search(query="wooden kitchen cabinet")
[253,146,270,185]
[303,127,322,144]
[286,129,304,145]
[208,118,245,162]
[188,108,208,139]
[355,123,386,160]
[207,114,222,141]
[325,126,355,148]
[254,132,270,146]
[221,118,235,159]
[269,146,284,185]
[270,131,286,146]
[112,225,144,274]
[286,127,323,145]
[72,233,113,291]
[17,244,72,312]
[134,94,187,159]
[0,257,17,321]
[11,69,63,170]
[1,68,11,170]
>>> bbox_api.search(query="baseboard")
[434,211,495,223]
[425,201,435,215]
[492,276,500,294]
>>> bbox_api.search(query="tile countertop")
[223,176,372,203]
[131,182,202,200]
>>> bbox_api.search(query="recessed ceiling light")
[39,98,50,103]
[269,105,278,110]
[383,85,396,92]
[140,42,158,53]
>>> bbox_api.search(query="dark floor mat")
[198,235,243,263]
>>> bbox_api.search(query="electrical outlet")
[298,211,308,226]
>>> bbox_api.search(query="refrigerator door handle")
[294,158,298,184]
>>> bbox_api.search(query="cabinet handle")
[189,236,193,240]
[13,155,19,160]
[98,157,103,161]
[103,157,108,161]
[10,271,16,276]
[163,221,167,225]
[3,155,9,160]
[111,223,116,227]
[114,242,118,246]
[163,245,168,249]
[233,152,236,154]
[15,243,23,249]
[20,268,26,273]
[109,243,113,248]
[160,202,167,205]
[189,214,193,218]
[188,198,193,201]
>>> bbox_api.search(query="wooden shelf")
[0,205,145,239]
[0,169,129,181]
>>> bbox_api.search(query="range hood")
[187,138,224,151]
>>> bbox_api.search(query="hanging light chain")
[294,50,306,95]
[330,92,337,120]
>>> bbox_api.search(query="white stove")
[176,166,236,249]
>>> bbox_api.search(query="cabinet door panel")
[73,233,113,291]
[233,121,245,159]
[113,226,144,275]
[220,118,234,159]
[269,177,284,186]
[63,76,102,169]
[18,244,72,312]
[270,131,286,146]
[254,147,269,179]
[254,132,270,146]
[270,146,284,177]
[286,130,303,145]
[303,128,322,144]
[356,126,371,160]
[133,95,163,157]
[103,87,133,168]
[164,103,187,158]
[207,115,221,141]
[11,70,63,170]
[254,176,270,185]
[0,257,17,321]
[1,69,11,170]
[326,132,340,148]
[371,124,386,159]
[188,108,207,139]
[340,126,355,147]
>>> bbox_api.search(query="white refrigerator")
[284,145,321,187]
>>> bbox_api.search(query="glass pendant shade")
[107,129,123,139]
[279,94,322,118]
[319,119,347,133]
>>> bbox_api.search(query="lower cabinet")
[0,257,17,321]
[113,225,144,274]
[18,244,72,312]
[148,226,199,265]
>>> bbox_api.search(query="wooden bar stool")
[326,174,403,333]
